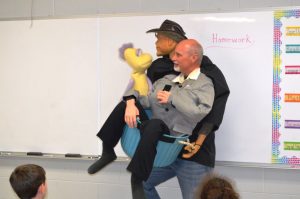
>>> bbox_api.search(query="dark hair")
[195,175,239,199]
[9,164,46,199]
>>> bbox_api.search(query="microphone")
[162,85,172,111]
[163,84,172,91]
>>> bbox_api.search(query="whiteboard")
[0,11,274,164]
[0,18,100,155]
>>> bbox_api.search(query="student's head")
[9,164,47,199]
[146,19,187,56]
[171,39,203,75]
[195,174,239,199]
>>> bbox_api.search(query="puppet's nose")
[136,48,142,56]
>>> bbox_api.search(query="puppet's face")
[155,33,177,56]
[124,48,152,73]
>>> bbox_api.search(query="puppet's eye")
[136,48,142,56]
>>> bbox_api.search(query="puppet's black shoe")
[87,152,116,174]
[131,173,146,199]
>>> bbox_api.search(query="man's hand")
[156,91,171,104]
[124,99,139,128]
[182,142,201,159]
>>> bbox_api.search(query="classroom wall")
[0,0,300,20]
[1,0,300,199]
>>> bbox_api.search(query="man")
[9,164,47,199]
[89,39,214,199]
[87,19,190,198]
[143,21,230,199]
[87,20,188,176]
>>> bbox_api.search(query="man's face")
[155,33,176,56]
[171,42,193,74]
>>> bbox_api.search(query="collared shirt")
[172,68,201,84]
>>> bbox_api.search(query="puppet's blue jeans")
[143,158,212,199]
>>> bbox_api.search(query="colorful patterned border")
[272,10,300,166]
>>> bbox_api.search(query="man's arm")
[123,79,154,128]
[198,60,230,135]
[182,57,230,158]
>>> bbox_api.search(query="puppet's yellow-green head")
[124,48,152,74]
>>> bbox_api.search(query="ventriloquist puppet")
[87,20,186,176]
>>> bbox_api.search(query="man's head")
[9,164,47,199]
[171,39,203,76]
[146,19,187,56]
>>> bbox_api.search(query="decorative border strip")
[272,10,300,166]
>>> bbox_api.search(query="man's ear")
[167,38,177,49]
[191,54,199,63]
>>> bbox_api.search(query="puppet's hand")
[182,142,201,159]
[119,43,134,60]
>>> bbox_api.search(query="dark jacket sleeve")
[147,56,180,83]
[195,55,230,135]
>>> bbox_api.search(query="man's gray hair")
[188,41,203,65]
